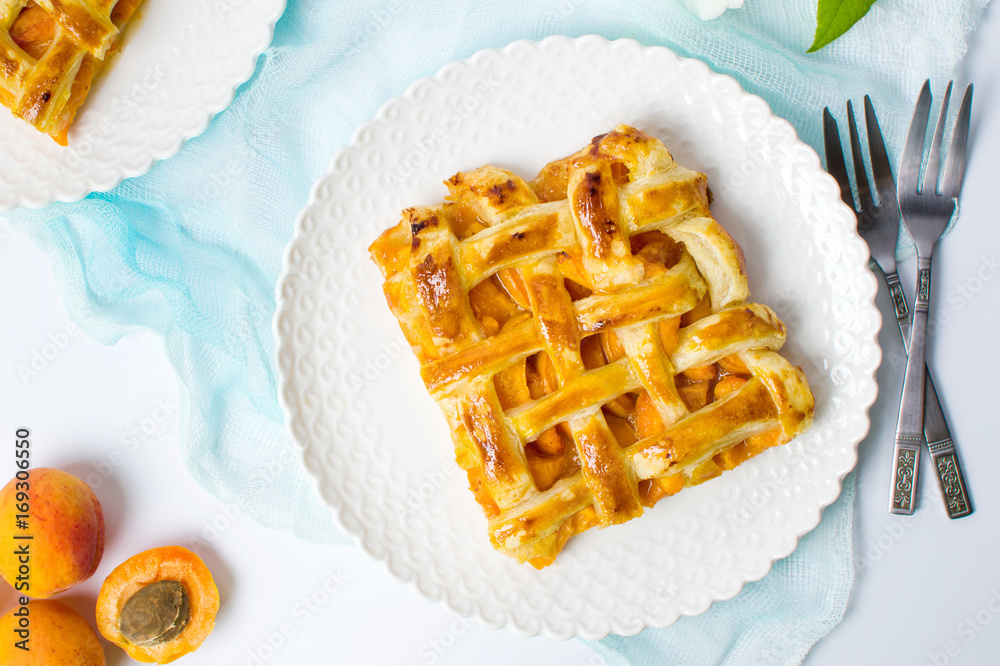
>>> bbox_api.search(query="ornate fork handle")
[924,373,972,517]
[884,270,971,517]
[884,272,909,330]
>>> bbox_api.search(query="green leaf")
[808,0,878,53]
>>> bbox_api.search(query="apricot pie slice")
[1,0,142,145]
[369,125,814,568]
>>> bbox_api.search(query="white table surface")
[2,8,999,665]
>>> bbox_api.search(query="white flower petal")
[682,0,745,21]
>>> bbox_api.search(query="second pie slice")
[1,0,143,145]
[369,125,814,568]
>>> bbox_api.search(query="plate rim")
[274,34,882,639]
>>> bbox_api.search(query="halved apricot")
[96,546,218,664]
[635,390,664,438]
[677,381,711,411]
[714,375,747,400]
[681,364,716,382]
[657,316,681,354]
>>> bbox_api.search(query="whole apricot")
[0,599,106,665]
[97,546,219,664]
[0,468,105,598]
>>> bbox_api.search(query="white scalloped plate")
[0,0,286,211]
[275,36,880,640]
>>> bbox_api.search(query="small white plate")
[275,36,880,639]
[0,0,286,211]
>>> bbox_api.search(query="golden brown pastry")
[1,0,143,145]
[370,125,814,568]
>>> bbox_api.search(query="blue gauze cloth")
[2,0,989,663]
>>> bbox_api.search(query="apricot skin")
[0,468,105,598]
[0,599,106,665]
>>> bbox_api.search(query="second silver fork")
[893,80,974,518]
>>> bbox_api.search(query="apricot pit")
[120,580,191,647]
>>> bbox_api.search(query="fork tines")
[899,81,973,204]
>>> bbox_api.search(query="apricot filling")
[96,546,218,664]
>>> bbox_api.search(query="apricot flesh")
[0,599,106,665]
[97,546,219,664]
[0,468,105,598]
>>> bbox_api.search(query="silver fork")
[823,95,972,518]
[891,80,973,517]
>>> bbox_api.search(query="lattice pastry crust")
[370,126,814,568]
[1,0,141,144]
